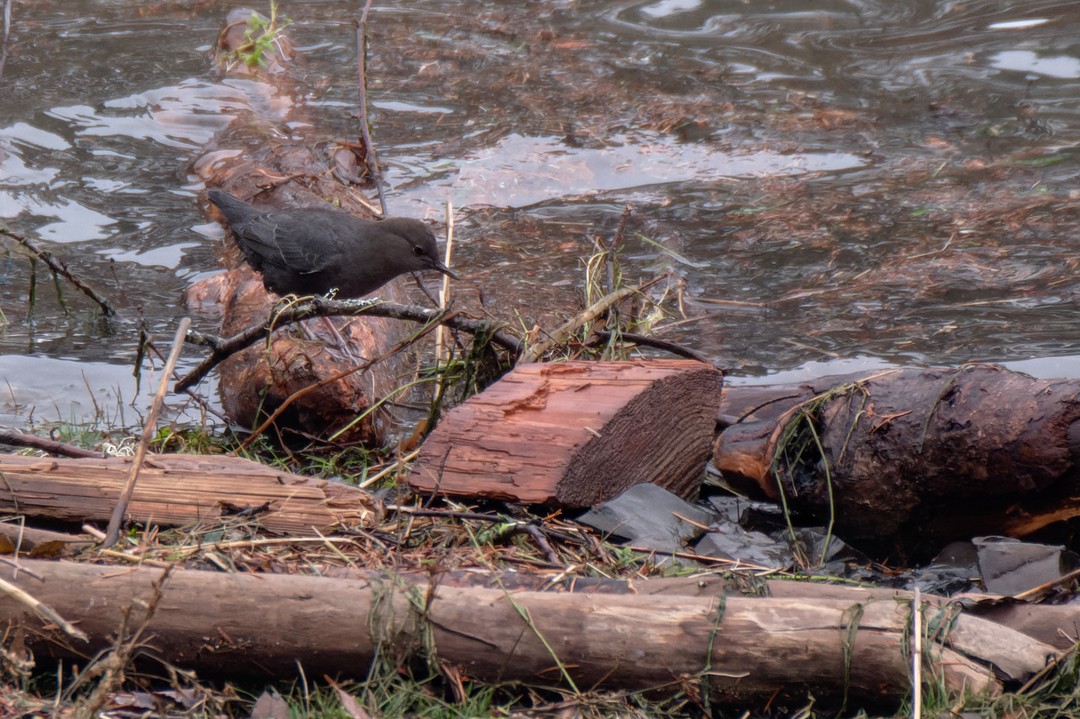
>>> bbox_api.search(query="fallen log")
[327,567,1080,653]
[409,359,724,506]
[0,560,1056,701]
[183,7,418,445]
[0,453,376,534]
[712,365,1080,548]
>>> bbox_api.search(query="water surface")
[3,0,1080,425]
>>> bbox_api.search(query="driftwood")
[712,365,1080,547]
[409,359,724,506]
[183,7,416,445]
[0,560,1058,701]
[0,454,376,534]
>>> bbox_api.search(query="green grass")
[226,1,292,69]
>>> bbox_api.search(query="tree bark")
[409,359,724,506]
[0,454,376,535]
[712,365,1080,547]
[1,560,1056,701]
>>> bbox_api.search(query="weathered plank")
[0,454,376,534]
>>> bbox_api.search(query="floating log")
[0,559,1056,701]
[0,454,376,535]
[409,359,724,506]
[712,365,1080,547]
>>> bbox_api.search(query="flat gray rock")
[577,483,716,555]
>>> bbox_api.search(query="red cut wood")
[409,359,724,506]
[0,453,376,535]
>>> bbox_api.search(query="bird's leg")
[316,288,359,362]
[319,316,358,361]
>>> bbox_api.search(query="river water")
[2,0,1080,427]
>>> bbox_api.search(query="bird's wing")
[236,211,345,275]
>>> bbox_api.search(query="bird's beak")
[433,261,461,280]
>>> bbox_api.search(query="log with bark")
[712,365,1080,549]
[0,560,1059,702]
[183,7,418,445]
[409,359,724,506]
[0,453,377,535]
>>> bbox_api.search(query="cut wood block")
[409,359,724,506]
[0,453,376,534]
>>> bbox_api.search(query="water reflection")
[393,131,867,210]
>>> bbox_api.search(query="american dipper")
[207,189,458,298]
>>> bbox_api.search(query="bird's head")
[380,217,460,280]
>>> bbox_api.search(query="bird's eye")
[413,246,425,256]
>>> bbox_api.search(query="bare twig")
[0,0,12,80]
[912,587,922,719]
[0,427,102,458]
[588,330,716,366]
[0,228,117,316]
[435,198,456,363]
[70,565,174,712]
[0,573,87,642]
[103,318,191,548]
[355,0,386,217]
[175,298,521,392]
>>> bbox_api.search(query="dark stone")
[577,483,717,557]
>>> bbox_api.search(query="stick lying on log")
[0,560,1056,700]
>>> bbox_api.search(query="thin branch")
[175,297,521,392]
[589,329,716,366]
[0,228,117,316]
[435,197,455,362]
[355,0,386,217]
[0,573,87,642]
[103,318,191,549]
[0,428,103,458]
[0,0,11,80]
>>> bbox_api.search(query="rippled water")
[2,0,1080,425]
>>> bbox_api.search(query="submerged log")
[1,560,1056,700]
[712,365,1080,546]
[0,453,376,534]
[183,7,416,445]
[409,359,724,506]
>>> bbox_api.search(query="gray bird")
[207,189,458,298]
